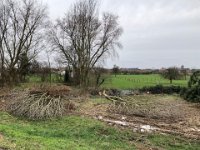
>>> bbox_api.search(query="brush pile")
[7,85,71,120]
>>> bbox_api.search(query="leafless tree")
[49,0,123,87]
[0,0,47,84]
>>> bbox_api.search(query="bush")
[181,71,200,102]
[181,86,200,102]
[140,85,183,94]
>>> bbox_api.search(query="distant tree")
[181,65,187,80]
[162,67,181,84]
[30,60,41,74]
[112,65,119,77]
[18,52,31,81]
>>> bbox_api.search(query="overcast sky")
[43,0,200,69]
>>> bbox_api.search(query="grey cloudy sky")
[44,0,200,69]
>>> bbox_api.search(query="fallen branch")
[102,90,125,102]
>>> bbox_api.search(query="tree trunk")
[170,79,172,84]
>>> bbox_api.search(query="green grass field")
[102,74,189,89]
[26,73,189,90]
[0,112,134,150]
[27,73,63,83]
[0,111,200,150]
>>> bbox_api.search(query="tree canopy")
[49,0,123,87]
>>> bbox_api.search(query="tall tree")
[49,0,123,87]
[0,0,47,84]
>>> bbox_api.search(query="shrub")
[181,71,200,102]
[181,87,200,102]
[140,85,183,94]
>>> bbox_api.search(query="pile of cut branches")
[102,90,152,117]
[103,91,183,120]
[29,84,71,97]
[8,90,64,120]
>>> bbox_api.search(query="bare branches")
[8,91,64,120]
[0,0,47,83]
[49,0,123,87]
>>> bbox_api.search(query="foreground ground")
[80,95,200,138]
[0,88,200,149]
[0,111,200,150]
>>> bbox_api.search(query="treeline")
[0,0,122,88]
[0,0,46,85]
[112,66,192,77]
[140,70,200,103]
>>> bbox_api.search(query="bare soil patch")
[79,95,200,139]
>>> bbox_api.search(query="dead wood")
[8,91,64,120]
[102,90,125,102]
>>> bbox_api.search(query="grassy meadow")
[26,73,189,90]
[27,74,63,83]
[0,111,200,150]
[102,74,189,89]
[0,112,134,150]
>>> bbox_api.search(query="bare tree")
[0,0,47,84]
[49,0,123,87]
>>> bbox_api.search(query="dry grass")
[108,95,186,123]
[78,94,200,139]
[29,84,71,97]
